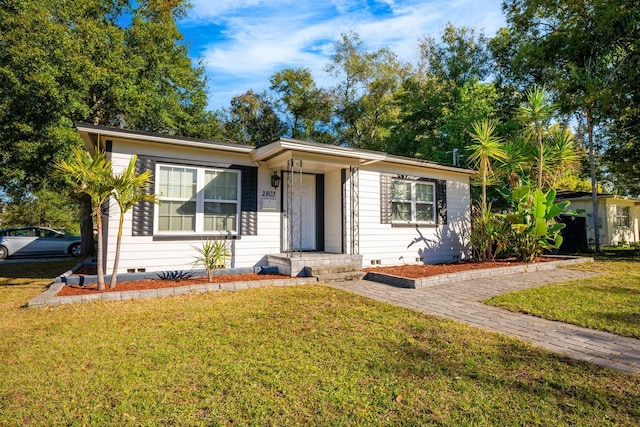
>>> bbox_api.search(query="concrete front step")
[314,271,367,283]
[266,253,363,277]
[302,263,362,277]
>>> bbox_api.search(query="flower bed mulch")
[57,273,289,297]
[363,258,556,279]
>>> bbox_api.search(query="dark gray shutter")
[380,174,392,224]
[132,156,156,236]
[240,167,258,236]
[436,179,447,225]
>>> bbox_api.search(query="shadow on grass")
[389,335,640,421]
[0,259,79,286]
[594,248,640,261]
[592,312,640,326]
[581,285,640,296]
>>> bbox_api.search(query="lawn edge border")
[363,256,594,289]
[27,277,318,308]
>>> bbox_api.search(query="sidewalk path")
[331,268,640,374]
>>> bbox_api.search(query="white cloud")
[188,0,505,109]
[188,0,270,19]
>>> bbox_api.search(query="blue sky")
[177,0,506,111]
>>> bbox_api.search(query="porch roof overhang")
[75,123,254,156]
[253,138,475,175]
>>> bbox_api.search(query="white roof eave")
[75,125,254,155]
[76,125,475,176]
[383,155,475,175]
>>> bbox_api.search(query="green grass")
[1,261,639,425]
[0,258,80,310]
[486,260,640,339]
[597,246,640,259]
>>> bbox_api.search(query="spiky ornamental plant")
[193,239,231,282]
[517,85,555,189]
[467,118,508,222]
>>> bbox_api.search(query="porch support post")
[350,165,359,255]
[286,158,303,257]
[341,169,347,254]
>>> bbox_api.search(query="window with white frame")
[614,206,630,228]
[391,179,436,224]
[156,164,240,234]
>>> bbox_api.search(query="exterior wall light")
[271,171,281,189]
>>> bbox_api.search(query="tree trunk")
[79,194,95,256]
[537,126,543,189]
[109,213,124,289]
[95,207,105,290]
[481,159,487,223]
[586,109,600,252]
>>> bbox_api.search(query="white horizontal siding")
[109,138,253,167]
[357,168,470,267]
[102,139,472,273]
[103,143,283,274]
[103,210,282,273]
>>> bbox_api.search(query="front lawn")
[0,258,80,311]
[485,260,640,339]
[0,261,639,425]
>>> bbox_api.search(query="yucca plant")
[517,85,555,189]
[467,118,508,223]
[193,239,231,282]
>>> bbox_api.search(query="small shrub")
[470,204,510,261]
[193,239,231,282]
[156,271,195,281]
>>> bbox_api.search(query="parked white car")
[0,227,81,259]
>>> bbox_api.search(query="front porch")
[253,138,366,257]
[267,252,363,277]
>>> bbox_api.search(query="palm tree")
[544,125,581,189]
[517,85,554,189]
[467,119,507,221]
[109,155,156,289]
[56,147,113,290]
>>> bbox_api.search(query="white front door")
[284,173,316,251]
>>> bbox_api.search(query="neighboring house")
[556,191,640,247]
[77,124,473,276]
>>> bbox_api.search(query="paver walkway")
[331,268,640,374]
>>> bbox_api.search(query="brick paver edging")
[364,256,593,289]
[28,277,318,307]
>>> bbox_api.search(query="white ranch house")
[77,124,473,276]
[557,191,640,247]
